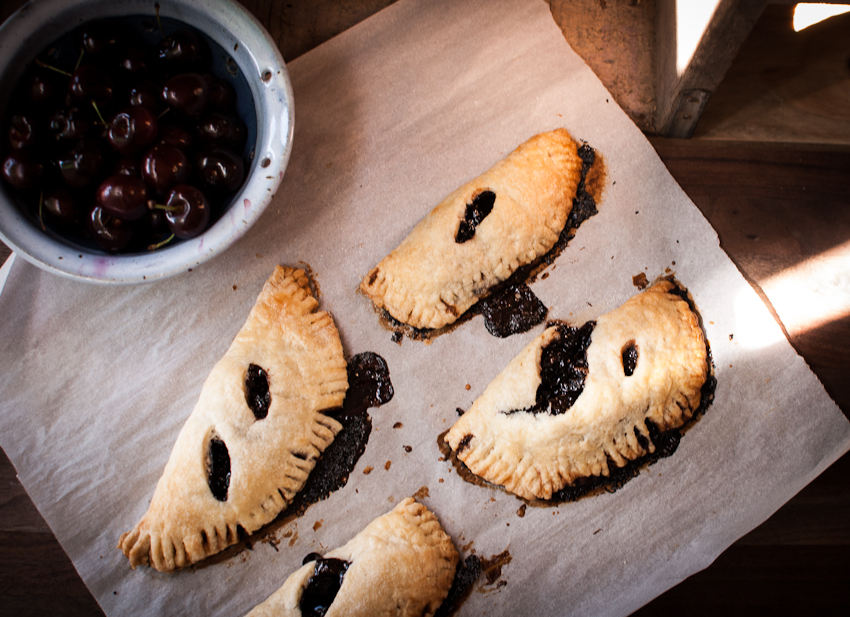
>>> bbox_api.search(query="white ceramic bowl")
[0,0,293,284]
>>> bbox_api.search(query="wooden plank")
[236,0,397,63]
[657,0,768,137]
[693,3,850,143]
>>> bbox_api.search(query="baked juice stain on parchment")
[434,547,513,617]
[197,352,394,568]
[376,143,607,343]
[276,351,394,516]
[437,278,717,505]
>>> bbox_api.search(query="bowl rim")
[0,0,294,284]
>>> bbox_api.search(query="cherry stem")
[35,59,71,77]
[148,201,180,212]
[74,48,85,71]
[148,233,174,251]
[154,2,167,39]
[91,100,107,125]
[157,107,170,120]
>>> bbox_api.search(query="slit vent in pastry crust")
[360,129,584,330]
[245,497,459,617]
[444,279,710,501]
[118,266,349,571]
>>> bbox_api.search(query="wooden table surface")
[2,2,849,616]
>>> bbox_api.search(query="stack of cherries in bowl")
[1,15,249,253]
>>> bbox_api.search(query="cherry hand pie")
[245,497,459,617]
[360,129,585,330]
[444,279,711,500]
[119,266,349,571]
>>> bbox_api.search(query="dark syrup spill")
[434,555,483,617]
[479,550,512,587]
[438,278,716,504]
[479,281,548,338]
[283,352,393,518]
[381,142,606,342]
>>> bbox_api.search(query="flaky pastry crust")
[245,497,459,617]
[118,266,349,571]
[445,280,710,500]
[361,129,583,330]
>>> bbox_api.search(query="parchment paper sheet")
[1,0,848,615]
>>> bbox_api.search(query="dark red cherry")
[140,208,174,250]
[117,46,149,74]
[158,28,204,71]
[140,206,169,238]
[26,70,62,107]
[87,204,133,252]
[114,157,141,176]
[57,140,105,189]
[141,143,190,195]
[158,124,193,150]
[108,107,158,155]
[196,147,244,192]
[2,152,43,189]
[9,113,43,150]
[204,75,236,112]
[162,184,210,239]
[97,174,149,221]
[69,65,114,107]
[196,113,245,149]
[128,81,164,113]
[49,107,94,143]
[42,188,78,227]
[162,73,209,117]
[81,19,120,56]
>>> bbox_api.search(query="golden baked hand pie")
[245,497,459,617]
[119,266,349,571]
[444,279,711,501]
[361,129,585,330]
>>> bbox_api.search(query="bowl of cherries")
[0,0,293,283]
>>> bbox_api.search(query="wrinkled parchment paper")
[1,0,848,615]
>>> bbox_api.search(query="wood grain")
[694,4,850,144]
[237,0,397,63]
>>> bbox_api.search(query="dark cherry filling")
[455,190,495,243]
[505,321,594,416]
[206,435,231,501]
[434,555,482,617]
[245,363,271,420]
[279,353,394,519]
[479,281,548,338]
[622,341,638,377]
[299,555,351,617]
[566,144,599,230]
[343,352,394,412]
